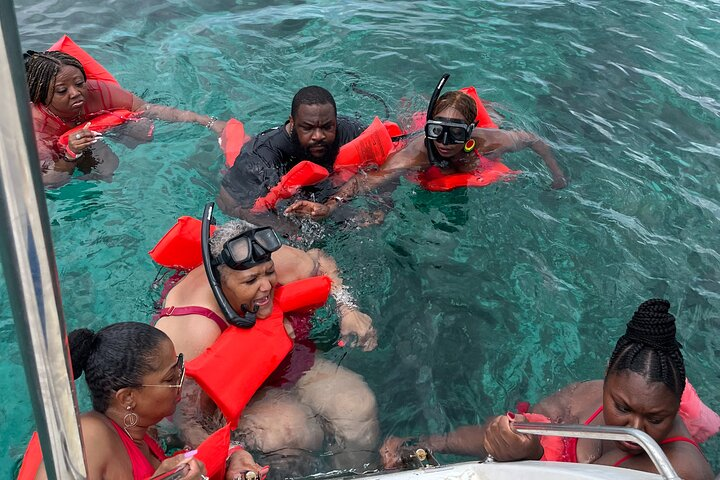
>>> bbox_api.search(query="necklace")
[39,103,83,127]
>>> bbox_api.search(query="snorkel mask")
[425,73,476,163]
[201,202,281,328]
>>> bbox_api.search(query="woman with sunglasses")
[30,322,207,479]
[285,80,568,221]
[155,212,379,478]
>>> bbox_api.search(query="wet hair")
[24,50,86,105]
[606,299,685,399]
[291,86,337,118]
[432,91,477,125]
[69,322,169,412]
[209,219,259,257]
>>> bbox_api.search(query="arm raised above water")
[473,128,567,189]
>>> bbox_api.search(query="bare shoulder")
[155,313,222,361]
[78,413,120,468]
[273,245,316,283]
[662,418,714,480]
[383,136,428,171]
[531,380,603,422]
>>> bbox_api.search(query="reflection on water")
[5,0,720,474]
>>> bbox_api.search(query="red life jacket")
[251,161,330,213]
[220,118,251,168]
[148,216,217,271]
[332,117,396,183]
[417,154,520,192]
[57,108,139,154]
[185,276,332,427]
[49,35,118,85]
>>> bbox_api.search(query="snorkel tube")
[425,73,450,166]
[201,202,258,328]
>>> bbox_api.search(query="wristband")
[227,441,244,457]
[64,149,81,162]
[205,116,218,130]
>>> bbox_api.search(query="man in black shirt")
[217,86,365,228]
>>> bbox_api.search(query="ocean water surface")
[3,0,720,475]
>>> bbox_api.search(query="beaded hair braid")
[607,298,686,399]
[24,50,85,105]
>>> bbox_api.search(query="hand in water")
[551,175,567,189]
[340,310,378,351]
[284,200,331,220]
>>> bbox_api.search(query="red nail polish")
[506,411,516,420]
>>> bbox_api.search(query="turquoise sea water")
[4,0,720,475]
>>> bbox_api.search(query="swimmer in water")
[381,299,716,480]
[25,49,227,186]
[285,74,568,221]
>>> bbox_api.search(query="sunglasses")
[424,119,474,145]
[140,353,185,392]
[212,227,282,271]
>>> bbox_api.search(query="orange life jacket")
[221,118,251,168]
[185,276,332,427]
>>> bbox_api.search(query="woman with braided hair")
[380,299,717,479]
[28,322,210,479]
[25,49,226,187]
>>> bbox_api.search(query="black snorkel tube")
[425,73,450,167]
[201,201,258,328]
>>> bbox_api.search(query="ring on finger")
[75,133,81,139]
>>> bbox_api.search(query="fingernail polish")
[183,449,197,458]
[506,411,516,420]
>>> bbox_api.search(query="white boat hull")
[355,461,661,479]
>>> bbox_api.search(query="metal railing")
[0,1,88,478]
[512,422,679,480]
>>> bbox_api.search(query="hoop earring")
[463,139,476,153]
[123,405,138,438]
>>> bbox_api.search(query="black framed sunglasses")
[425,119,474,145]
[140,353,185,392]
[212,227,281,271]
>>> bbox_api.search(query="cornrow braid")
[607,299,685,399]
[68,322,168,413]
[24,50,85,105]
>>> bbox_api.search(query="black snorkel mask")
[424,73,476,165]
[201,202,281,328]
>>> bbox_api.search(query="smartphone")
[149,464,189,480]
